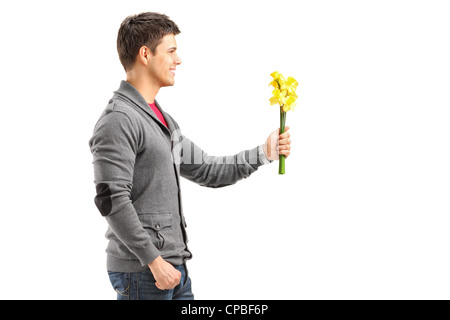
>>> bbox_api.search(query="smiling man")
[89,12,291,300]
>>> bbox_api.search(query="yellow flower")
[286,76,298,95]
[269,71,298,111]
[269,79,279,89]
[269,88,287,106]
[270,71,283,81]
[284,96,297,111]
[268,71,298,174]
[269,71,287,90]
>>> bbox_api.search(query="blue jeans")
[108,264,194,300]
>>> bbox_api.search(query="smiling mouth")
[170,69,176,76]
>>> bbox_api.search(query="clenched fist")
[148,256,181,290]
[263,126,291,161]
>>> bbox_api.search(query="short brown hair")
[117,12,181,71]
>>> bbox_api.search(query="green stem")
[279,106,286,174]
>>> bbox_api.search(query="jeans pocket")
[108,272,130,298]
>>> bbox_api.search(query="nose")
[175,53,182,65]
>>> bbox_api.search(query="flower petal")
[270,71,281,79]
[272,88,281,97]
[286,76,298,88]
[269,80,279,88]
[269,97,279,105]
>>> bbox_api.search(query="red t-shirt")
[148,102,168,128]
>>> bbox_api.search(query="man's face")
[148,34,181,87]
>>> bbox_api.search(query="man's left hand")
[263,126,291,161]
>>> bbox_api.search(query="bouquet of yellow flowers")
[269,71,298,174]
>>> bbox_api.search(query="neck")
[126,71,160,104]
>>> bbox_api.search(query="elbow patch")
[94,183,112,216]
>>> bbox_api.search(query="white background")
[0,0,449,299]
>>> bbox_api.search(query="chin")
[160,80,175,87]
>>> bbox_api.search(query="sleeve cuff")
[258,145,273,165]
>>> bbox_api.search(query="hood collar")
[113,80,174,136]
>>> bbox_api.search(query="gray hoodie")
[89,81,271,272]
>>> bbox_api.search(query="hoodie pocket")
[138,212,173,250]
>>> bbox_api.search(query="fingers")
[279,133,291,149]
[154,270,181,290]
[155,278,180,290]
[279,131,290,140]
[148,256,183,291]
[279,126,290,133]
[277,145,290,158]
[278,144,290,151]
[266,126,292,160]
[155,279,179,290]
[155,280,179,290]
[278,128,291,158]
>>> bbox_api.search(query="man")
[89,12,291,300]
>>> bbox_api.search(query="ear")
[137,46,151,66]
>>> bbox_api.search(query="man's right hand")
[148,256,181,290]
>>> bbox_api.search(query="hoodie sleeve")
[179,135,271,188]
[89,110,160,266]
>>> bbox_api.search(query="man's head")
[117,12,181,86]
